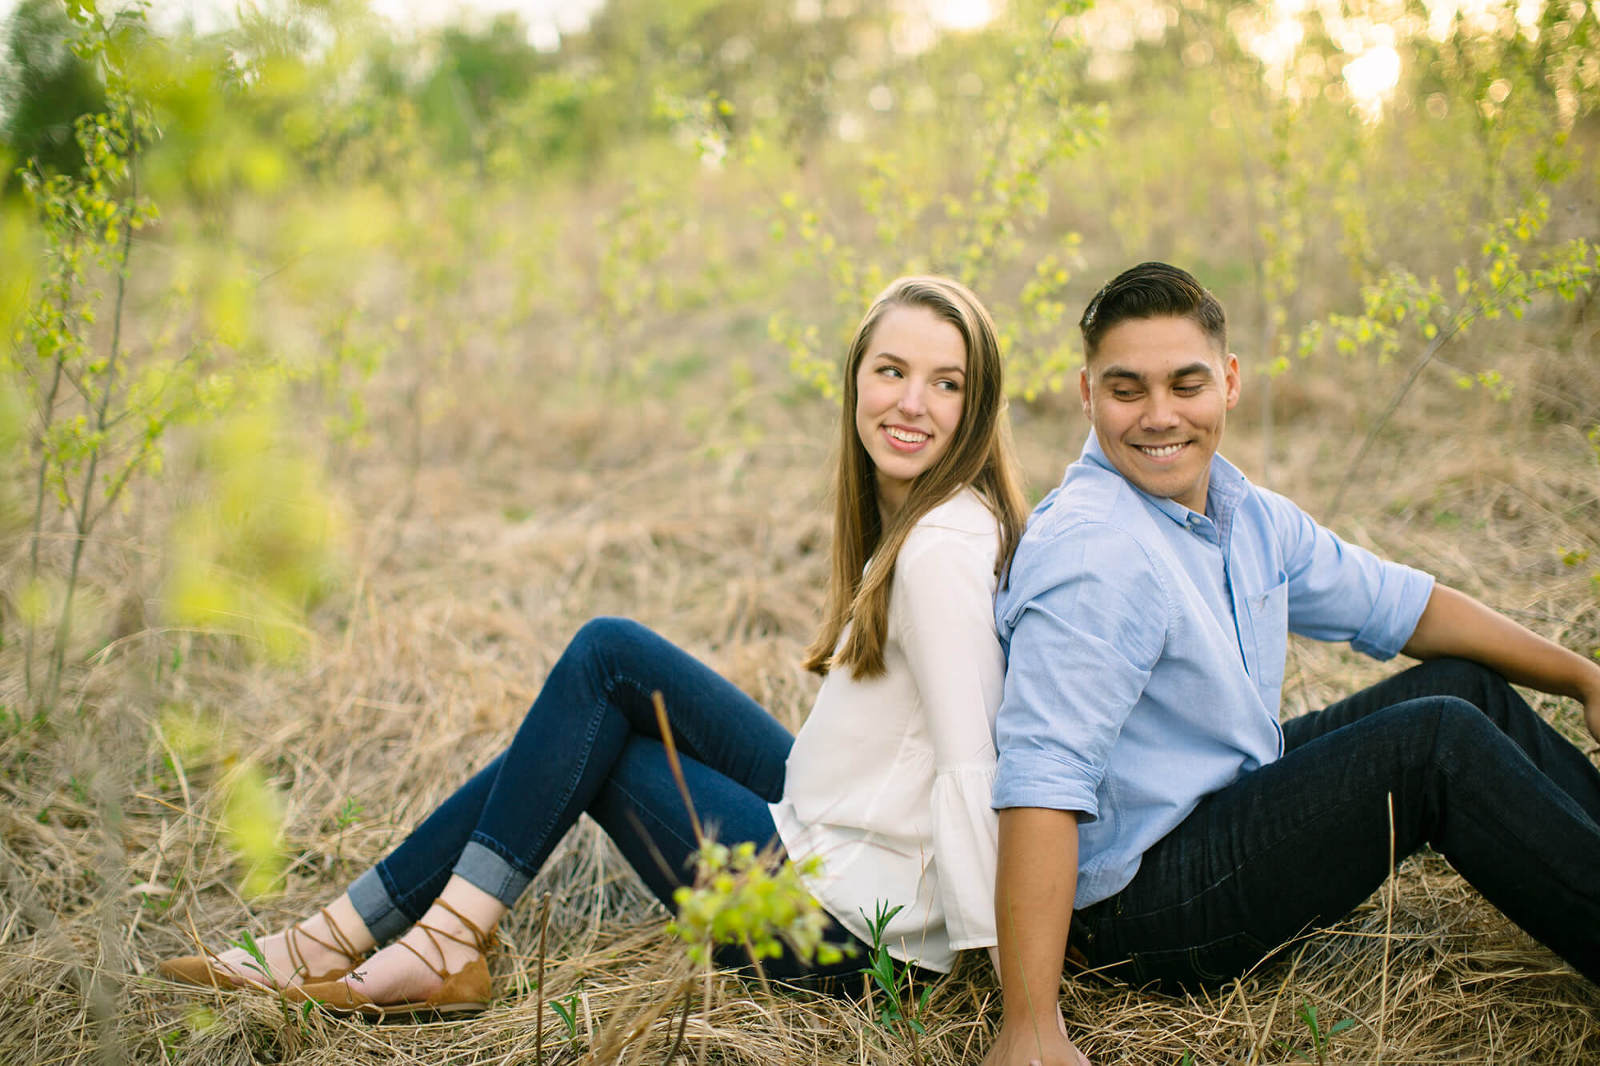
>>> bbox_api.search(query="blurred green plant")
[164,399,343,662]
[585,179,688,387]
[1297,192,1597,518]
[766,0,1105,402]
[650,691,843,1059]
[161,703,287,900]
[667,839,840,971]
[12,1,166,713]
[0,0,108,194]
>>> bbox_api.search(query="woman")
[160,275,1028,1016]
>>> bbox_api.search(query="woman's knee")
[565,616,650,670]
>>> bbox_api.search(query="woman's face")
[853,304,968,516]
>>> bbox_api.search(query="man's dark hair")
[1079,261,1227,359]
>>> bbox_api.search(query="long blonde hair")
[802,276,1027,679]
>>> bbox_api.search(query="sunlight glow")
[1343,44,1402,118]
[925,0,996,31]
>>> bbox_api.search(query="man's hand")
[988,809,1086,1066]
[1404,584,1600,743]
[981,1008,1090,1066]
[1581,674,1600,745]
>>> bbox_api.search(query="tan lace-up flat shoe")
[292,899,494,1019]
[159,907,368,991]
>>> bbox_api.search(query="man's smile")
[1134,441,1190,460]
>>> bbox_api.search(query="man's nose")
[1140,392,1179,429]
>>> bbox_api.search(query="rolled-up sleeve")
[992,521,1169,815]
[894,532,1006,949]
[1261,489,1434,659]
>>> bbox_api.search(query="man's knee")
[1407,657,1516,709]
[1370,695,1497,776]
[1420,694,1511,766]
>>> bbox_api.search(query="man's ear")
[1223,352,1241,410]
[1079,365,1092,417]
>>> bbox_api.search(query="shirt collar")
[1077,430,1249,545]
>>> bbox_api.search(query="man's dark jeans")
[1071,658,1600,990]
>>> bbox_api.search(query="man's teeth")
[1138,443,1185,458]
[888,427,929,443]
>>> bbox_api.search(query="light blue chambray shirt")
[992,433,1435,908]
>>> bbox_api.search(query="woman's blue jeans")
[347,616,866,981]
[1071,658,1600,990]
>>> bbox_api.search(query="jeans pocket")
[1130,930,1272,989]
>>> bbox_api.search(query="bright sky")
[51,0,996,50]
[364,0,604,48]
[1,0,1537,117]
[134,0,605,48]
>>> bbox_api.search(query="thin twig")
[536,891,552,1066]
[651,691,704,845]
[1328,328,1452,521]
[664,980,692,1066]
[1376,791,1396,1064]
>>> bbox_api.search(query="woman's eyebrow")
[871,352,966,376]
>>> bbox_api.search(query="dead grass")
[3,227,1599,1066]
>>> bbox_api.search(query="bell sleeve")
[892,527,1006,950]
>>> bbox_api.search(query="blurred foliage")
[668,841,843,969]
[0,0,1592,965]
[162,703,289,899]
[0,0,106,193]
[165,399,344,663]
[2,0,1597,704]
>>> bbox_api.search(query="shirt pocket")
[1241,578,1288,691]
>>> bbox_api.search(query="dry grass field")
[3,1,1600,1050]
[2,253,1598,1065]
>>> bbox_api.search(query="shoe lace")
[285,906,366,981]
[392,898,495,980]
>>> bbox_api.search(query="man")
[981,262,1600,1066]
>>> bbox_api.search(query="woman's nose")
[897,382,926,416]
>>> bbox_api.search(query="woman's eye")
[878,365,903,378]
[936,379,961,392]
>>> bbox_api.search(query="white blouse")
[770,487,1004,973]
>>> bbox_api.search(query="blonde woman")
[161,276,1027,1016]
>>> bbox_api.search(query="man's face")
[1079,315,1240,513]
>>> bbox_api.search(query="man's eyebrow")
[1098,366,1145,383]
[1169,361,1216,380]
[1098,362,1216,384]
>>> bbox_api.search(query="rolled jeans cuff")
[348,867,412,944]
[454,838,532,908]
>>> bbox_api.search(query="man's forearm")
[1404,584,1600,703]
[994,807,1079,1036]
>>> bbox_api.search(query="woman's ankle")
[431,876,508,949]
[318,895,378,956]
